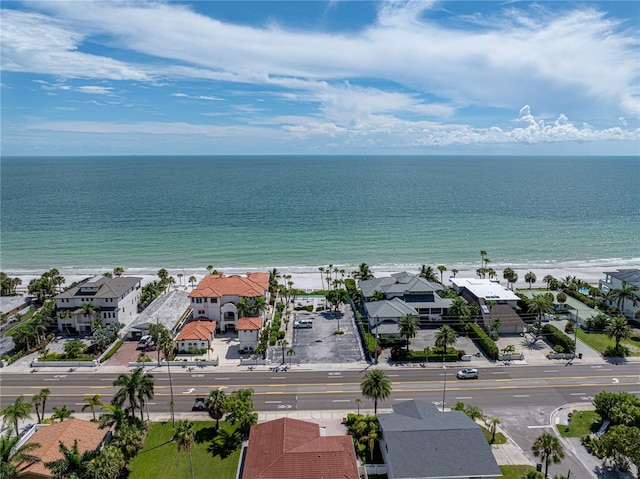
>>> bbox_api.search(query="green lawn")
[500,465,541,478]
[577,328,640,356]
[127,421,241,479]
[480,425,507,445]
[557,410,601,438]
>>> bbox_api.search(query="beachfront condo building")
[54,276,142,333]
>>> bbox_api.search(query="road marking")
[629,391,640,394]
[43,379,59,381]
[265,401,281,404]
[570,393,586,396]
[214,378,230,380]
[270,377,287,380]
[514,395,530,398]
[328,372,342,376]
[544,370,558,373]
[528,425,552,429]
[492,372,507,375]
[387,374,399,377]
[455,397,473,400]
[395,398,413,401]
[99,378,114,381]
[182,388,195,394]
[332,400,350,403]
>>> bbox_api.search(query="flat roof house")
[123,288,192,340]
[242,417,359,479]
[55,276,142,333]
[377,400,501,479]
[189,272,269,333]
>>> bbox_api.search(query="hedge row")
[269,313,285,346]
[99,339,124,363]
[468,323,499,360]
[542,324,575,353]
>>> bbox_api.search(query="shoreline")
[6,262,639,294]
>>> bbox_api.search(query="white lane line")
[394,398,413,401]
[214,377,230,380]
[387,374,399,377]
[332,400,350,403]
[528,425,552,429]
[570,393,586,396]
[265,401,282,404]
[492,372,507,375]
[455,397,473,400]
[270,377,287,380]
[514,395,530,398]
[43,379,59,381]
[544,370,558,373]
[100,378,114,381]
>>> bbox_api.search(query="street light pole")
[441,365,447,412]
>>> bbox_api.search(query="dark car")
[192,397,206,411]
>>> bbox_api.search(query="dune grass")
[127,421,241,479]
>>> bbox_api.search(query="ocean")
[1,155,638,275]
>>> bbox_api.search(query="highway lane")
[2,364,638,413]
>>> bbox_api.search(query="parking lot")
[271,308,365,365]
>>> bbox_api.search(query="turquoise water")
[1,155,638,274]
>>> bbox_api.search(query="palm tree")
[419,265,438,282]
[250,296,268,317]
[543,275,555,290]
[488,417,501,443]
[360,369,392,415]
[177,273,183,286]
[206,265,214,275]
[525,271,537,289]
[0,432,41,479]
[604,316,631,352]
[283,347,295,367]
[188,276,197,288]
[111,422,145,460]
[158,335,176,427]
[437,265,446,283]
[157,268,169,281]
[81,395,103,422]
[355,398,362,416]
[277,339,289,364]
[34,388,50,422]
[528,294,555,323]
[532,433,565,478]
[1,396,32,437]
[398,314,419,353]
[611,281,640,315]
[451,268,459,278]
[51,405,74,422]
[113,267,124,277]
[434,325,457,362]
[80,302,99,331]
[44,439,97,479]
[503,268,517,290]
[98,404,128,431]
[269,268,281,297]
[174,420,196,479]
[205,389,226,431]
[88,445,125,479]
[447,297,471,323]
[353,263,374,281]
[113,368,155,422]
[236,298,251,318]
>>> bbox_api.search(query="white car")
[456,368,478,379]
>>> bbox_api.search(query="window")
[196,298,203,304]
[211,298,217,303]
[198,310,205,315]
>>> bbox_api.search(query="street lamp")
[441,365,447,412]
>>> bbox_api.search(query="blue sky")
[1,1,639,156]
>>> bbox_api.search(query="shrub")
[100,339,123,362]
[467,323,499,359]
[553,344,565,353]
[604,345,630,358]
[542,324,575,353]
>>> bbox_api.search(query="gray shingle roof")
[378,400,501,479]
[359,272,443,299]
[55,276,142,300]
[364,298,418,319]
[603,269,640,286]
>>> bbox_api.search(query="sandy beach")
[8,263,638,296]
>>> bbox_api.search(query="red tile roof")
[189,272,269,299]
[242,418,359,479]
[176,319,216,341]
[237,317,263,331]
[18,418,109,478]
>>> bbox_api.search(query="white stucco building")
[55,276,142,333]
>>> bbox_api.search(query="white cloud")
[76,86,113,95]
[172,92,223,101]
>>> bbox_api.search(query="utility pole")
[441,365,447,412]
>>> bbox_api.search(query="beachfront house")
[359,272,453,325]
[15,418,112,479]
[377,400,501,479]
[450,277,526,333]
[189,272,269,333]
[123,289,192,340]
[364,297,418,340]
[237,317,263,353]
[175,318,216,354]
[241,417,359,479]
[54,276,142,333]
[599,269,640,319]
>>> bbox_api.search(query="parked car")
[192,397,206,411]
[137,335,153,350]
[456,368,478,379]
[293,319,313,329]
